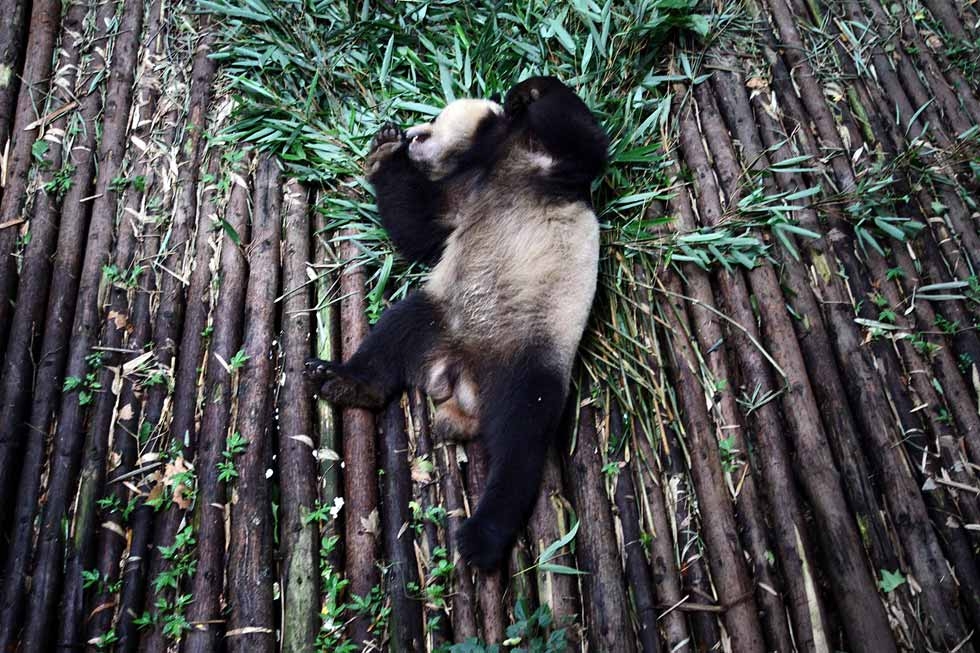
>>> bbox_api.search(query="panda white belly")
[425,198,599,374]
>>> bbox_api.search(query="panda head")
[405,98,505,180]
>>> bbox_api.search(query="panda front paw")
[371,122,405,152]
[364,122,406,177]
[456,516,509,570]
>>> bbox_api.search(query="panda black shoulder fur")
[305,76,609,569]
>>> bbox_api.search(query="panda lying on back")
[306,76,608,569]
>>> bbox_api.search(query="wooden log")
[649,184,796,651]
[337,228,382,646]
[312,202,341,518]
[609,409,662,653]
[83,151,169,650]
[0,0,29,159]
[563,405,638,653]
[433,441,479,640]
[660,423,721,650]
[61,4,172,643]
[679,83,896,652]
[712,67,905,575]
[463,442,508,644]
[8,2,144,649]
[0,10,119,627]
[380,399,424,651]
[760,12,976,642]
[225,154,281,653]
[665,129,818,653]
[629,405,690,650]
[277,179,321,653]
[406,390,452,648]
[0,0,89,527]
[921,0,973,43]
[134,26,222,652]
[526,449,581,633]
[827,237,975,648]
[181,162,251,653]
[0,0,62,351]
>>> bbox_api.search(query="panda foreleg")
[506,77,608,183]
[455,350,566,569]
[367,128,452,266]
[305,291,443,408]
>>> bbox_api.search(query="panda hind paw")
[456,517,509,571]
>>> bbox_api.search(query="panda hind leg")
[305,291,443,409]
[455,350,566,569]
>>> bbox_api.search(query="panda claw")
[304,357,338,382]
[371,122,404,151]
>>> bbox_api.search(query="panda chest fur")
[425,195,599,366]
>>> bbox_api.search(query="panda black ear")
[488,92,501,103]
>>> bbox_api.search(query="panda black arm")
[505,76,609,184]
[366,125,451,266]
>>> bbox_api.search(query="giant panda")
[306,76,609,569]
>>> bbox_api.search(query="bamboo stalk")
[0,0,62,351]
[336,228,382,646]
[380,399,425,651]
[278,179,321,653]
[0,0,90,526]
[563,405,639,653]
[225,154,281,653]
[181,159,251,653]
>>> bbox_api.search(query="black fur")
[367,139,451,266]
[307,77,607,569]
[456,348,566,569]
[305,291,443,406]
[505,76,610,197]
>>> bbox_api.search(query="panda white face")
[405,98,503,179]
